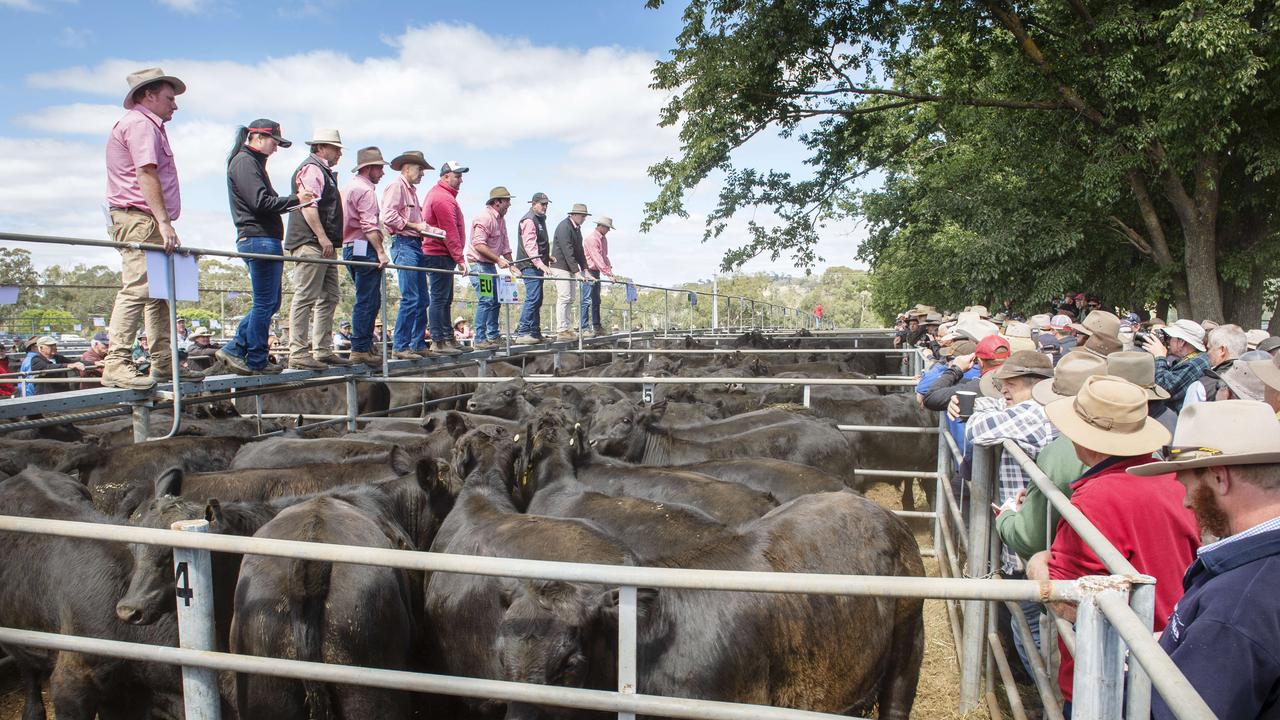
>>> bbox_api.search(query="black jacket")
[923,365,978,412]
[227,147,297,239]
[551,217,586,273]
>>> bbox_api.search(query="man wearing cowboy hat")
[1182,323,1247,408]
[1070,309,1122,358]
[343,147,393,365]
[465,186,517,349]
[1143,318,1210,409]
[382,150,441,359]
[1107,351,1178,433]
[1027,376,1199,711]
[185,327,218,358]
[1124,401,1280,719]
[580,216,617,337]
[422,160,471,354]
[102,68,188,390]
[965,349,1057,675]
[513,192,553,344]
[550,204,591,339]
[1248,350,1280,416]
[284,129,349,370]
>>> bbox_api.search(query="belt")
[109,206,151,214]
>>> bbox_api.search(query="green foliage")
[15,308,78,334]
[0,249,39,287]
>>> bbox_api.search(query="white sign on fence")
[497,275,520,304]
[145,251,199,302]
[0,286,17,305]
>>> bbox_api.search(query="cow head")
[117,487,218,625]
[516,412,588,506]
[497,580,658,718]
[452,424,521,492]
[467,379,534,419]
[585,400,666,462]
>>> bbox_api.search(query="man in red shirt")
[1029,375,1199,712]
[422,160,469,354]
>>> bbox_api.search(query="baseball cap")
[92,332,110,343]
[975,335,1011,361]
[530,192,551,204]
[440,160,470,175]
[246,119,292,148]
[36,335,58,346]
[1050,314,1072,331]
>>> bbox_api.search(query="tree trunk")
[1127,170,1192,317]
[1157,152,1225,322]
[1218,206,1271,328]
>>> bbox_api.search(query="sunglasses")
[1158,446,1223,462]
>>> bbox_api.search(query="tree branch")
[1108,215,1153,255]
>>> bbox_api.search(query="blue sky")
[0,0,865,284]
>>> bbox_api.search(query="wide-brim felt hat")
[595,216,615,230]
[305,128,343,148]
[352,146,389,172]
[1044,375,1171,457]
[1249,352,1280,392]
[488,186,515,201]
[124,67,186,109]
[1032,351,1107,405]
[569,203,590,216]
[1106,351,1171,400]
[1128,400,1280,476]
[390,150,433,171]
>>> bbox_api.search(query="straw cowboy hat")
[969,305,991,318]
[1128,400,1280,476]
[568,203,590,216]
[352,147,388,172]
[979,349,1052,398]
[945,318,999,342]
[1246,329,1270,350]
[123,67,186,109]
[487,186,515,201]
[1106,351,1171,400]
[595,217,616,230]
[305,129,343,148]
[1044,375,1171,457]
[390,150,433,171]
[189,327,212,339]
[1032,350,1107,405]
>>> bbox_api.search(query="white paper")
[210,319,222,329]
[92,316,106,326]
[73,323,83,331]
[625,283,638,303]
[145,251,199,302]
[0,286,17,305]
[497,275,520,304]
[353,238,369,256]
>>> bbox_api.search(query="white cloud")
[156,0,206,13]
[56,26,91,48]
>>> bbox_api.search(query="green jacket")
[995,434,1087,561]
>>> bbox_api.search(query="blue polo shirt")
[1153,519,1280,719]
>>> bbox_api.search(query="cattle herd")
[0,331,936,720]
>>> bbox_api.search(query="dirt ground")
[0,481,995,720]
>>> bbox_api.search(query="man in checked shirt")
[966,349,1057,677]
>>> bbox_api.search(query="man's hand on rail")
[158,218,180,254]
[1027,550,1077,621]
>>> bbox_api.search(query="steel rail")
[366,376,918,387]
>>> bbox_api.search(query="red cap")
[975,335,1011,361]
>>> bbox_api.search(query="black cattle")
[0,467,194,719]
[424,425,636,718]
[669,458,846,503]
[465,378,540,419]
[229,437,414,474]
[517,415,731,560]
[82,435,247,517]
[498,490,925,720]
[0,437,100,477]
[232,379,390,418]
[588,400,857,482]
[232,496,419,720]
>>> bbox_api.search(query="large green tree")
[645,0,1280,325]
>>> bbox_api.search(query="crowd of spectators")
[902,297,1280,718]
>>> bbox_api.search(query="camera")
[1134,329,1167,347]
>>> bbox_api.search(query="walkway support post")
[960,442,997,712]
[171,518,221,720]
[617,585,637,720]
[1073,579,1130,720]
[345,377,358,433]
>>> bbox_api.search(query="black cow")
[0,467,192,719]
[424,425,636,718]
[229,437,414,474]
[81,435,248,518]
[498,490,925,720]
[668,458,846,503]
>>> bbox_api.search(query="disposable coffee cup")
[955,391,978,418]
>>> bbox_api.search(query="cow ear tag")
[569,438,575,446]
[513,434,520,442]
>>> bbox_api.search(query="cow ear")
[448,409,473,438]
[560,385,583,409]
[598,587,659,626]
[421,415,439,433]
[154,467,183,498]
[645,400,668,423]
[451,441,475,482]
[205,499,224,530]
[573,422,589,458]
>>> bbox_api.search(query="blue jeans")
[343,243,382,353]
[469,262,500,342]
[223,236,283,370]
[391,236,428,351]
[516,266,544,337]
[580,269,601,330]
[422,254,456,343]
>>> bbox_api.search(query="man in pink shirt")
[512,192,552,344]
[381,150,443,359]
[465,186,515,349]
[341,146,391,366]
[580,216,617,337]
[284,129,349,370]
[422,160,470,354]
[102,67,191,390]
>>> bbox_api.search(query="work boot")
[215,348,253,376]
[393,349,420,360]
[555,330,576,340]
[288,355,327,371]
[317,353,353,366]
[150,364,209,381]
[433,341,462,356]
[348,351,380,365]
[413,347,437,358]
[513,334,539,345]
[256,362,284,375]
[593,327,607,338]
[100,362,157,390]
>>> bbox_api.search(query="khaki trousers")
[105,209,172,370]
[548,267,576,332]
[287,243,340,359]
